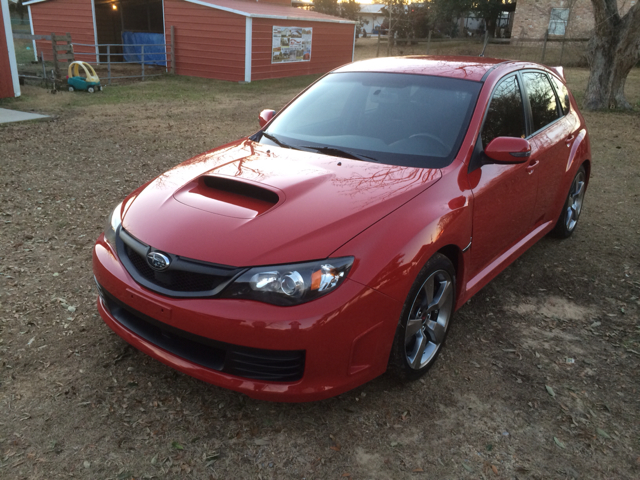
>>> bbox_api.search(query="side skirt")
[459,220,554,305]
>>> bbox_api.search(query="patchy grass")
[1,74,322,115]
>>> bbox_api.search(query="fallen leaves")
[329,434,341,452]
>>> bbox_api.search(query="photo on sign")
[272,26,312,64]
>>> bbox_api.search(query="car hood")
[121,139,441,266]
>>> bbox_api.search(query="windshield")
[260,72,481,168]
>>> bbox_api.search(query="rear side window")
[522,72,561,132]
[482,75,526,147]
[550,75,571,114]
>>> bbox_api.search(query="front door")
[469,74,539,279]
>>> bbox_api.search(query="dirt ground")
[1,58,639,479]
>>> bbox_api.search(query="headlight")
[220,257,354,306]
[104,202,122,249]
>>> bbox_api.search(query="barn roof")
[24,0,357,24]
[186,0,355,23]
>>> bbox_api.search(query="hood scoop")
[173,175,282,219]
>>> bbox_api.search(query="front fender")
[331,169,472,306]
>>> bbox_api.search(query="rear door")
[520,71,576,224]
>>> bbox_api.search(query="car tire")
[68,86,74,92]
[88,86,95,93]
[551,165,587,238]
[388,253,456,381]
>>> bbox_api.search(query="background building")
[24,0,356,82]
[512,0,637,39]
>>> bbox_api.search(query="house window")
[548,8,570,35]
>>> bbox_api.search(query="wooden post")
[376,31,380,58]
[51,33,58,89]
[560,7,572,65]
[480,30,489,57]
[171,25,176,74]
[541,30,549,63]
[107,45,111,85]
[41,51,47,88]
[426,30,432,55]
[560,37,567,64]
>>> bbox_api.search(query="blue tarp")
[122,31,166,66]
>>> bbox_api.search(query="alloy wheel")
[404,269,454,370]
[565,170,586,232]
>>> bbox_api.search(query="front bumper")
[93,237,402,402]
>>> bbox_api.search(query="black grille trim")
[116,228,247,298]
[100,286,305,382]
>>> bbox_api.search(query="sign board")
[272,26,312,64]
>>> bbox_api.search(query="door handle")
[565,134,575,144]
[525,159,539,174]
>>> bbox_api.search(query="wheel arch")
[581,158,591,187]
[436,244,465,304]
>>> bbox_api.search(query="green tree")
[313,0,339,16]
[380,0,411,48]
[432,0,515,37]
[339,0,360,21]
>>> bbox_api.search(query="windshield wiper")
[298,145,379,162]
[261,132,292,149]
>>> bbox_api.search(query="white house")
[359,4,386,35]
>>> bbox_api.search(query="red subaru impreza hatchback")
[93,56,590,402]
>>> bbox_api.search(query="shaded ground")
[0,63,639,479]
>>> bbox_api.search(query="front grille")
[125,245,220,292]
[101,287,305,382]
[116,228,245,298]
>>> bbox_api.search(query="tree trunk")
[485,16,497,38]
[583,0,640,110]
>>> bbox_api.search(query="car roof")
[335,56,520,82]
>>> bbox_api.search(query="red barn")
[1,0,21,98]
[24,0,356,82]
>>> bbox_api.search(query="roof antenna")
[479,30,489,57]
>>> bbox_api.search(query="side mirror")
[259,109,276,128]
[484,137,531,164]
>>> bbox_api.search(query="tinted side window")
[550,75,571,114]
[522,72,561,132]
[482,75,526,147]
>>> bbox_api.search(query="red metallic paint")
[120,140,442,266]
[484,137,531,164]
[338,56,508,81]
[93,238,401,401]
[259,109,276,128]
[92,57,591,401]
